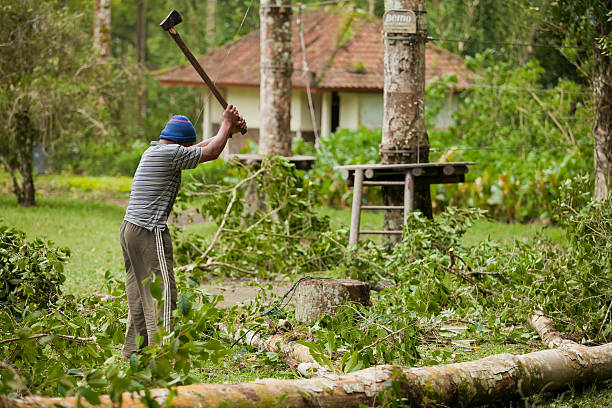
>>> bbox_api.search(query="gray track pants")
[120,220,176,359]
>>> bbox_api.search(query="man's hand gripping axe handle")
[160,10,247,135]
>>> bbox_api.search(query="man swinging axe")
[120,10,246,360]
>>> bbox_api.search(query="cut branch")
[0,333,102,351]
[528,310,577,348]
[437,263,500,296]
[358,325,411,353]
[529,91,576,146]
[178,261,256,275]
[201,168,265,260]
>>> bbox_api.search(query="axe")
[160,10,247,135]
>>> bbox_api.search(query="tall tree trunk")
[206,0,217,48]
[259,0,293,156]
[135,0,146,64]
[593,45,612,201]
[93,0,111,59]
[136,0,147,123]
[15,111,36,207]
[381,0,431,243]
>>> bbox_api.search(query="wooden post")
[403,171,414,224]
[295,278,370,323]
[381,0,431,244]
[349,169,364,245]
[321,92,332,138]
[593,38,612,201]
[259,0,293,156]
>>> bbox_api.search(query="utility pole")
[259,0,293,156]
[381,0,431,240]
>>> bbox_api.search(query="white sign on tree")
[382,9,417,34]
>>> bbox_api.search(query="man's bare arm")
[196,121,232,163]
[194,105,244,163]
[196,138,214,148]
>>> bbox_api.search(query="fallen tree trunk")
[8,342,612,407]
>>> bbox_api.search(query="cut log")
[294,279,370,323]
[219,323,330,377]
[9,342,612,408]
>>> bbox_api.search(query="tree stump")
[295,279,370,323]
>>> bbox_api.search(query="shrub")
[52,139,148,177]
[0,225,69,312]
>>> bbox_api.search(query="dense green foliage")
[0,227,69,313]
[0,0,143,204]
[175,157,369,279]
[431,57,593,221]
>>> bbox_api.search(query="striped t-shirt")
[124,141,203,230]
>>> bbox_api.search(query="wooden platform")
[334,162,476,244]
[228,154,316,170]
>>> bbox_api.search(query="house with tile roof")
[156,9,474,153]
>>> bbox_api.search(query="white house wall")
[206,87,456,138]
[338,92,359,131]
[296,91,321,132]
[225,87,260,129]
[359,92,384,129]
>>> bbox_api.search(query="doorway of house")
[331,91,340,133]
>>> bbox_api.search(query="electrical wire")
[261,0,341,9]
[455,83,592,96]
[428,36,589,51]
[297,4,320,149]
[429,142,593,153]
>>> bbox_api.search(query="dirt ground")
[199,278,293,308]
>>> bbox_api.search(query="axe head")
[160,10,182,31]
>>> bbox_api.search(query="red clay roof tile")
[156,10,474,91]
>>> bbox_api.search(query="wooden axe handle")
[167,28,247,135]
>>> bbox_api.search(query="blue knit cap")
[160,115,197,143]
